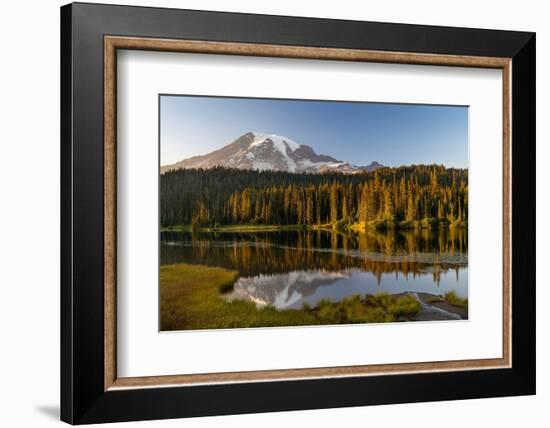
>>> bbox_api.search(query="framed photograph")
[61,2,535,424]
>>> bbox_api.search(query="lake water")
[160,228,468,310]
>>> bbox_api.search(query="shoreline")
[160,263,468,331]
[411,292,467,320]
[161,222,468,233]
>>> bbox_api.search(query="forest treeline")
[160,165,468,229]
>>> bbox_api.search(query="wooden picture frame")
[61,2,535,424]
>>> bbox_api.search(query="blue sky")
[160,95,468,168]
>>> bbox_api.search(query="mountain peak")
[161,132,384,174]
[249,132,300,153]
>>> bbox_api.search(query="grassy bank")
[162,219,467,234]
[350,218,467,231]
[307,293,421,325]
[163,224,315,233]
[427,291,468,310]
[160,263,424,331]
[423,291,468,319]
[160,263,317,330]
[443,291,468,310]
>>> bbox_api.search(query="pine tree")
[330,182,339,224]
[160,165,468,229]
[383,185,395,222]
[406,192,416,221]
[359,184,368,225]
[305,188,314,225]
[437,200,445,219]
[430,167,439,198]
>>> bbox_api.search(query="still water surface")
[161,228,468,310]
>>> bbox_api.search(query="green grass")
[173,224,314,233]
[165,220,467,234]
[160,225,185,232]
[332,218,352,232]
[387,294,422,318]
[313,293,421,324]
[350,218,466,231]
[444,291,468,310]
[160,264,317,330]
[161,264,424,331]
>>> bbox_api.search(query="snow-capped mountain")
[224,270,352,309]
[160,132,383,174]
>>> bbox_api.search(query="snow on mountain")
[223,270,352,309]
[248,132,299,172]
[160,132,384,174]
[249,132,300,153]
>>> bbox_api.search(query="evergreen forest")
[160,165,468,230]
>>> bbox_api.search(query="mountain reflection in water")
[161,228,468,309]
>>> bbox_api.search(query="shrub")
[365,292,393,309]
[444,291,468,310]
[364,307,393,323]
[388,295,421,318]
[316,299,342,324]
[332,217,351,232]
[341,295,369,323]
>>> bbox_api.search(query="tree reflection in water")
[161,228,467,286]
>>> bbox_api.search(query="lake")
[160,228,468,311]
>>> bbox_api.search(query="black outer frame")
[60,2,535,424]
